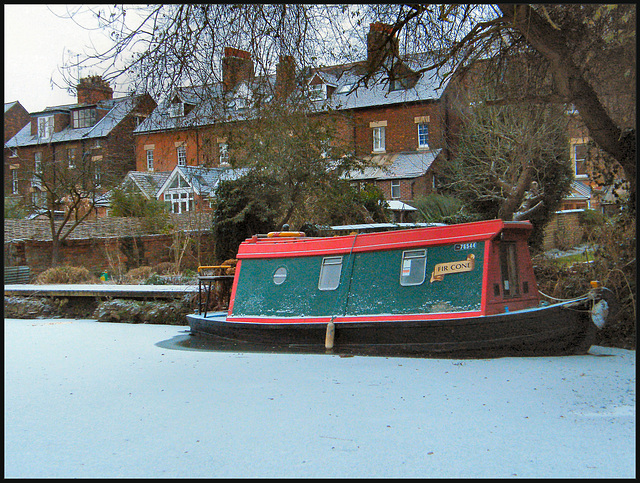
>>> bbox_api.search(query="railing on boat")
[197,264,235,317]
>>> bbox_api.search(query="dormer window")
[169,102,185,118]
[38,116,54,138]
[309,84,327,100]
[72,108,96,128]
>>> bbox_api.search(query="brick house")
[5,76,156,218]
[4,101,31,197]
[132,23,451,220]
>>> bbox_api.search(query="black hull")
[187,300,597,358]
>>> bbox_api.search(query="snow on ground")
[4,318,635,478]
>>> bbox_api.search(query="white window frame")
[177,145,187,167]
[12,169,19,194]
[572,142,588,178]
[400,249,427,287]
[418,123,429,149]
[34,152,43,174]
[68,148,76,168]
[94,164,102,187]
[38,115,54,139]
[391,180,401,199]
[318,256,343,291]
[163,191,194,214]
[218,142,229,166]
[309,84,327,100]
[146,149,154,171]
[373,126,386,152]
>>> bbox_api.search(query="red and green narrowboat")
[187,219,615,357]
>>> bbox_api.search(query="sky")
[4,4,118,113]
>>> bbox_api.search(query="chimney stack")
[275,55,296,99]
[76,75,113,104]
[222,47,255,93]
[367,22,399,72]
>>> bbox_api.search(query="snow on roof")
[343,149,441,181]
[5,95,145,148]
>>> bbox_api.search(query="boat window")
[499,242,520,297]
[273,267,288,285]
[400,249,427,286]
[318,256,343,291]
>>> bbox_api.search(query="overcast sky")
[4,4,118,113]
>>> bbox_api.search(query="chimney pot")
[76,75,113,104]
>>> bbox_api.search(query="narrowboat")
[187,219,615,357]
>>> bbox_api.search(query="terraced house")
[5,76,156,218]
[131,23,454,220]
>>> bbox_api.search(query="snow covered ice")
[4,318,635,478]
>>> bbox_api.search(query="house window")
[163,192,194,214]
[373,126,385,152]
[94,165,101,187]
[573,143,588,178]
[391,180,401,199]
[177,145,187,167]
[169,102,184,118]
[309,84,327,100]
[38,116,54,138]
[32,189,46,208]
[418,123,429,148]
[12,169,19,194]
[499,242,520,298]
[72,109,96,128]
[318,256,343,291]
[218,142,229,166]
[68,148,76,168]
[34,152,43,174]
[400,249,427,286]
[146,150,154,171]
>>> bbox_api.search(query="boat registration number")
[454,242,476,251]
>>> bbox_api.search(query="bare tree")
[57,4,635,203]
[23,147,105,264]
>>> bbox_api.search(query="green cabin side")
[229,241,486,319]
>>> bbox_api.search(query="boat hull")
[187,300,597,358]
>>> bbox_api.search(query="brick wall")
[4,213,217,277]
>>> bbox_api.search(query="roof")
[134,55,448,135]
[568,180,592,200]
[343,149,441,181]
[123,171,173,199]
[386,200,417,211]
[5,101,19,113]
[5,95,147,148]
[160,165,248,197]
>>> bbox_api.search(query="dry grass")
[35,266,98,284]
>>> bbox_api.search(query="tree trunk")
[498,4,636,199]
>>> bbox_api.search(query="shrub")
[534,211,636,350]
[123,266,155,283]
[35,266,98,284]
[153,261,176,275]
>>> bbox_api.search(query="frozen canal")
[4,318,635,478]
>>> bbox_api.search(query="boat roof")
[238,219,532,259]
